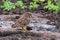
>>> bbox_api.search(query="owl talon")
[22,26,28,31]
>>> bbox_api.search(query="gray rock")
[27,22,56,31]
[0,21,15,29]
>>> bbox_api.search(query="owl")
[12,12,32,31]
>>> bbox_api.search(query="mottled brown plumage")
[12,12,32,30]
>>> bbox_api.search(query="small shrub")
[39,0,45,2]
[1,1,15,11]
[33,0,39,3]
[33,0,45,3]
[56,0,60,8]
[29,2,39,9]
[2,0,8,2]
[44,0,59,14]
[15,1,26,9]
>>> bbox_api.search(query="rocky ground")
[0,0,60,40]
[0,13,59,40]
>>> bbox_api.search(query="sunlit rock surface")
[0,21,15,31]
[27,22,56,31]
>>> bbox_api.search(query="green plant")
[56,0,60,8]
[44,0,59,14]
[33,0,39,3]
[29,2,39,9]
[33,0,45,3]
[56,2,60,8]
[1,1,15,11]
[15,1,26,9]
[2,0,8,2]
[39,0,45,2]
